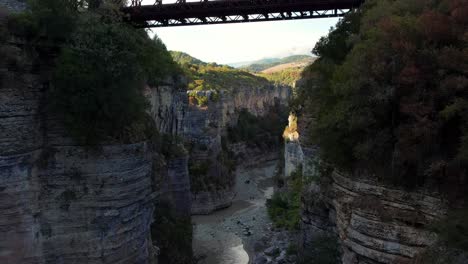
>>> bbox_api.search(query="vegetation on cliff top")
[240,55,313,72]
[257,67,304,86]
[170,51,270,94]
[6,0,177,144]
[296,0,468,191]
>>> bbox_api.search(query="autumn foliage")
[298,0,468,192]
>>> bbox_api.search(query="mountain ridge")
[237,55,315,72]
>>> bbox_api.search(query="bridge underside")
[123,0,364,28]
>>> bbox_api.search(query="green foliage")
[266,167,303,230]
[153,133,187,159]
[171,52,270,93]
[7,0,78,40]
[40,3,175,144]
[189,160,211,192]
[297,0,468,188]
[151,201,193,264]
[170,51,205,65]
[241,55,313,72]
[227,104,288,147]
[188,91,210,107]
[258,67,304,86]
[4,1,177,144]
[189,157,233,192]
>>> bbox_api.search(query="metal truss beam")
[123,0,364,28]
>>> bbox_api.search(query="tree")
[298,0,468,189]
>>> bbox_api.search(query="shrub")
[227,103,288,147]
[266,167,303,230]
[7,0,78,40]
[48,4,176,144]
[154,134,187,159]
[5,1,177,144]
[151,201,193,264]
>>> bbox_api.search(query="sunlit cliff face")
[283,114,299,142]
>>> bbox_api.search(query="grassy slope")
[240,55,315,72]
[170,51,270,93]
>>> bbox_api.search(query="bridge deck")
[123,0,364,27]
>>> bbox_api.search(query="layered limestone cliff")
[187,86,290,214]
[0,40,155,263]
[285,112,450,264]
[219,85,290,127]
[148,77,191,217]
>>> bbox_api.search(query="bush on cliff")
[6,0,78,41]
[151,201,193,264]
[298,0,468,190]
[8,0,177,144]
[266,167,302,230]
[227,104,288,148]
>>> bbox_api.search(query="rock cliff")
[0,40,155,264]
[285,112,450,264]
[187,86,290,214]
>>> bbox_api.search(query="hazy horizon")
[141,0,340,65]
[149,17,338,64]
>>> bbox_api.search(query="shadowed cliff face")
[150,71,291,216]
[284,109,452,264]
[0,20,290,263]
[0,40,155,264]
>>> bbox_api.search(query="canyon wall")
[148,77,192,217]
[187,86,290,214]
[219,86,290,127]
[0,40,155,264]
[285,112,450,264]
[223,86,290,166]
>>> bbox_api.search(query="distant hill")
[169,51,269,106]
[170,51,206,65]
[261,57,316,74]
[239,55,315,72]
[251,56,316,86]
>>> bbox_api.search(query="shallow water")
[193,160,277,264]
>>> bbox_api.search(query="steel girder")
[123,0,364,27]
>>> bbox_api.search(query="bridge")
[123,0,364,28]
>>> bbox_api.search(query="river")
[192,160,277,264]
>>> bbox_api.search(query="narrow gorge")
[1,0,467,264]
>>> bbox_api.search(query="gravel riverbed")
[193,160,279,264]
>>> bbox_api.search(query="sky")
[142,1,340,65]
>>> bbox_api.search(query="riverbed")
[193,160,277,264]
